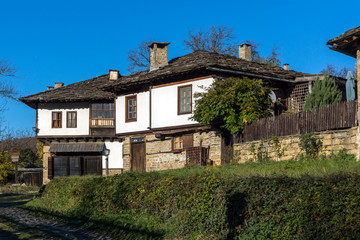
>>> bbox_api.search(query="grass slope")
[26,151,360,239]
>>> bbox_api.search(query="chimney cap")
[109,69,120,81]
[240,42,252,47]
[148,42,170,48]
[54,82,64,88]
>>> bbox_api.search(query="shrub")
[25,155,360,239]
[191,77,272,133]
[0,151,14,183]
[299,132,323,159]
[303,75,342,111]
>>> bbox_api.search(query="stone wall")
[146,134,186,171]
[42,145,51,185]
[234,127,358,162]
[101,169,123,176]
[122,137,131,171]
[193,131,222,165]
[122,130,223,172]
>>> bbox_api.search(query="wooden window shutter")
[183,134,193,148]
[48,157,53,179]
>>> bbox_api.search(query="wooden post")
[11,152,19,184]
[199,140,203,166]
[15,162,18,184]
[106,156,109,176]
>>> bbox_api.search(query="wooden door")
[84,156,102,175]
[131,142,146,172]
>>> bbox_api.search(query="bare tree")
[0,58,18,141]
[184,25,238,55]
[0,127,35,152]
[245,41,282,67]
[320,64,354,78]
[127,39,154,74]
[0,58,17,101]
[127,26,283,73]
[265,45,282,67]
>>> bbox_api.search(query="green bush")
[26,154,360,239]
[0,151,14,184]
[191,77,272,133]
[303,75,342,111]
[299,132,323,159]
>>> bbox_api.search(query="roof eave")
[205,67,295,83]
[328,45,358,58]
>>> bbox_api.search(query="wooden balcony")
[90,118,115,128]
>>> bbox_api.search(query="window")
[172,134,193,151]
[52,112,62,128]
[53,157,67,177]
[126,95,137,122]
[173,136,183,150]
[91,103,114,119]
[53,156,81,178]
[178,85,192,114]
[67,111,77,128]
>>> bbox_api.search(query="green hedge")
[27,170,360,239]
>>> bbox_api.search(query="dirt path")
[0,193,113,240]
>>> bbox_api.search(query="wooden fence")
[236,100,357,143]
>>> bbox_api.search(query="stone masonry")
[122,130,222,172]
[101,169,123,176]
[193,131,222,165]
[42,145,51,185]
[234,127,358,162]
[149,42,170,70]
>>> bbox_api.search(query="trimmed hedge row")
[27,171,360,239]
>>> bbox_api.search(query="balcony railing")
[90,118,115,127]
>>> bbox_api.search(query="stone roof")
[327,26,360,58]
[105,50,310,92]
[19,74,115,108]
[20,50,311,107]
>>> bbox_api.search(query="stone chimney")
[239,43,252,61]
[283,63,290,70]
[109,69,120,80]
[54,82,64,89]
[148,42,170,71]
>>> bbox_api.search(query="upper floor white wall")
[116,91,150,134]
[38,102,89,136]
[37,77,215,136]
[151,77,214,129]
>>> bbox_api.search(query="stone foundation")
[122,130,223,172]
[234,127,358,162]
[102,169,123,176]
[146,134,186,171]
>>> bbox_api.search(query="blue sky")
[0,0,359,133]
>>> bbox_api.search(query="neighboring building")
[327,26,360,158]
[21,42,324,184]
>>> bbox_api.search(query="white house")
[20,42,310,184]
